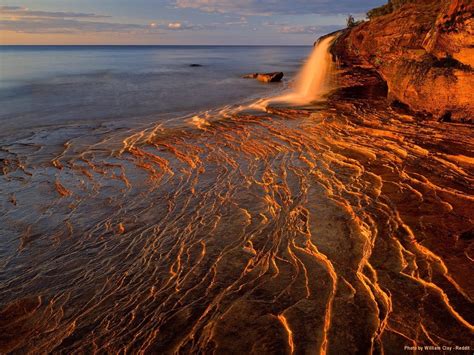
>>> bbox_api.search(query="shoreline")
[1,2,473,351]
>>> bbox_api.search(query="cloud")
[168,22,182,29]
[0,5,208,34]
[0,5,141,33]
[0,5,110,18]
[0,18,155,34]
[265,22,343,35]
[174,0,385,15]
[0,6,23,11]
[224,16,248,25]
[165,21,216,31]
[0,2,376,38]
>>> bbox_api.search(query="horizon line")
[0,44,313,47]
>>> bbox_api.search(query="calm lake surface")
[0,44,472,354]
[0,45,311,136]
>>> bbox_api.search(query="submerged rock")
[243,72,284,83]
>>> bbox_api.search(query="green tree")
[347,15,356,28]
[367,0,416,20]
[347,15,364,28]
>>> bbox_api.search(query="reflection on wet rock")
[0,83,473,353]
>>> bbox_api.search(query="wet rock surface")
[0,67,472,352]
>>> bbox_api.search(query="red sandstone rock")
[243,72,284,83]
[333,0,473,122]
[424,0,474,66]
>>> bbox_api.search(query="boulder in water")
[243,72,284,83]
[257,72,284,83]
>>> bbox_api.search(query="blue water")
[0,46,311,136]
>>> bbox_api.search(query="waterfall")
[252,35,336,109]
[290,35,336,103]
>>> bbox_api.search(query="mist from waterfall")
[293,35,335,102]
[269,35,336,106]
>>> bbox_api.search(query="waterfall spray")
[290,35,336,103]
[250,35,336,110]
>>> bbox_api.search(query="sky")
[0,0,386,45]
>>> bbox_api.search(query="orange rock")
[55,180,72,197]
[333,0,474,122]
[424,0,474,66]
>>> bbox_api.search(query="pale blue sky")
[0,0,385,44]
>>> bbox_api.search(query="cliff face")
[334,0,473,122]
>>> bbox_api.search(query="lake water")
[0,46,311,136]
[1,44,472,354]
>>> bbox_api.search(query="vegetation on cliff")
[367,0,417,19]
[335,0,474,122]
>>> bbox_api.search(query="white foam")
[261,35,336,109]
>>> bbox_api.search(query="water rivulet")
[0,40,473,354]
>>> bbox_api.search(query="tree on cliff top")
[367,0,416,19]
[346,15,364,28]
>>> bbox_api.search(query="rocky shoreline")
[330,0,473,123]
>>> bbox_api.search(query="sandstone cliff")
[333,0,473,122]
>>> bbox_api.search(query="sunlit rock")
[333,0,474,122]
[243,72,284,83]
